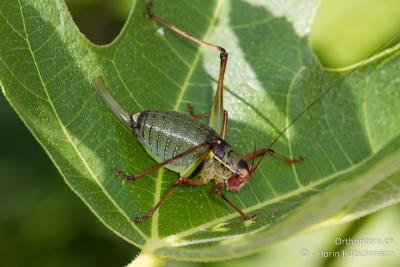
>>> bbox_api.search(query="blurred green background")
[1,0,399,266]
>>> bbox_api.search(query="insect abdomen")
[134,110,216,174]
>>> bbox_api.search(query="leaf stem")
[127,251,167,267]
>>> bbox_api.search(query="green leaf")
[1,0,399,262]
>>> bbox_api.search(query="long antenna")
[268,36,399,148]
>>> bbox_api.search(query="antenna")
[268,36,399,149]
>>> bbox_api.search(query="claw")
[133,216,147,223]
[113,167,137,181]
[246,214,257,221]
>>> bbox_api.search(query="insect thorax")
[211,140,245,179]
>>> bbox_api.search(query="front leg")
[243,147,304,164]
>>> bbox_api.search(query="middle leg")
[214,181,256,221]
[134,177,208,223]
